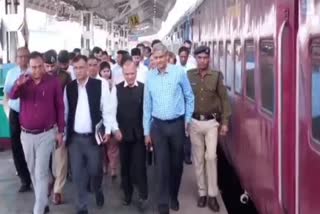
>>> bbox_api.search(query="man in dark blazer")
[115,56,148,212]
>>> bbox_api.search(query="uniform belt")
[192,113,217,121]
[21,125,54,135]
[152,115,184,124]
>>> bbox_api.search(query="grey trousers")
[21,128,55,214]
[68,134,103,212]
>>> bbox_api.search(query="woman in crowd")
[99,61,119,180]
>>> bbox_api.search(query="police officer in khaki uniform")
[187,46,231,212]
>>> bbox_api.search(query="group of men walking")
[3,39,231,214]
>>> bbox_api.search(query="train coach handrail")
[277,18,289,209]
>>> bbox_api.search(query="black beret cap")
[194,46,210,56]
[43,49,57,64]
[58,50,70,64]
[131,48,141,56]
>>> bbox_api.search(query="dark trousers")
[151,117,185,213]
[68,134,103,212]
[119,139,148,200]
[9,109,31,186]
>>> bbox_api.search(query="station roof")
[26,0,177,36]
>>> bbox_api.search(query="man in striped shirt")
[143,43,194,214]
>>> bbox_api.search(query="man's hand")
[16,74,30,86]
[56,133,64,148]
[114,130,123,142]
[220,125,228,136]
[103,134,111,144]
[145,136,152,147]
[185,122,190,137]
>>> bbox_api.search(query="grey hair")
[152,43,168,54]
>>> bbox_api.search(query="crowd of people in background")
[3,38,231,214]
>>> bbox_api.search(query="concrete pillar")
[80,11,94,54]
[0,0,27,63]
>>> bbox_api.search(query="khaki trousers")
[52,145,68,194]
[190,119,219,197]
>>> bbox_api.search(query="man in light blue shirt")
[3,47,32,193]
[143,43,194,214]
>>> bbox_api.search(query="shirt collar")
[157,64,170,75]
[124,80,138,88]
[77,77,89,87]
[196,68,213,76]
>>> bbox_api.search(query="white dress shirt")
[176,55,197,71]
[112,64,124,85]
[64,78,113,135]
[109,84,119,132]
[136,63,148,83]
[68,65,76,80]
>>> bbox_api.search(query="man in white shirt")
[88,56,111,89]
[177,46,197,73]
[131,48,148,83]
[112,50,129,85]
[64,55,113,214]
[176,40,197,67]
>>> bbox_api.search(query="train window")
[225,41,233,89]
[234,40,242,94]
[311,39,320,141]
[245,40,256,100]
[260,40,275,113]
[213,42,219,69]
[219,41,225,79]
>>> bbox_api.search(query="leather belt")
[21,125,54,135]
[73,132,93,137]
[152,115,184,124]
[192,113,217,121]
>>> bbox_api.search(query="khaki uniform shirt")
[187,68,231,125]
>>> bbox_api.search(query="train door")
[297,0,320,212]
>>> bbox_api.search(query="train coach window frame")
[259,39,275,115]
[219,41,225,81]
[213,41,219,69]
[225,40,233,90]
[244,39,256,101]
[310,38,320,143]
[234,40,242,95]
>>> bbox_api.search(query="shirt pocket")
[204,80,215,92]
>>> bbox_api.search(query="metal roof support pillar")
[0,0,26,63]
[80,11,94,55]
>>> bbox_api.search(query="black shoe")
[111,175,117,182]
[18,184,32,193]
[95,191,104,208]
[77,210,88,214]
[208,197,220,212]
[44,206,50,214]
[184,157,192,165]
[197,196,207,208]
[158,204,169,214]
[170,199,180,211]
[123,196,132,206]
[137,198,148,212]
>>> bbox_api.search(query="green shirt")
[187,68,231,125]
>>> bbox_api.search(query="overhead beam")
[112,0,148,22]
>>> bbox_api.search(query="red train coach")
[166,0,320,213]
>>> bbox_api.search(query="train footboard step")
[217,144,259,214]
